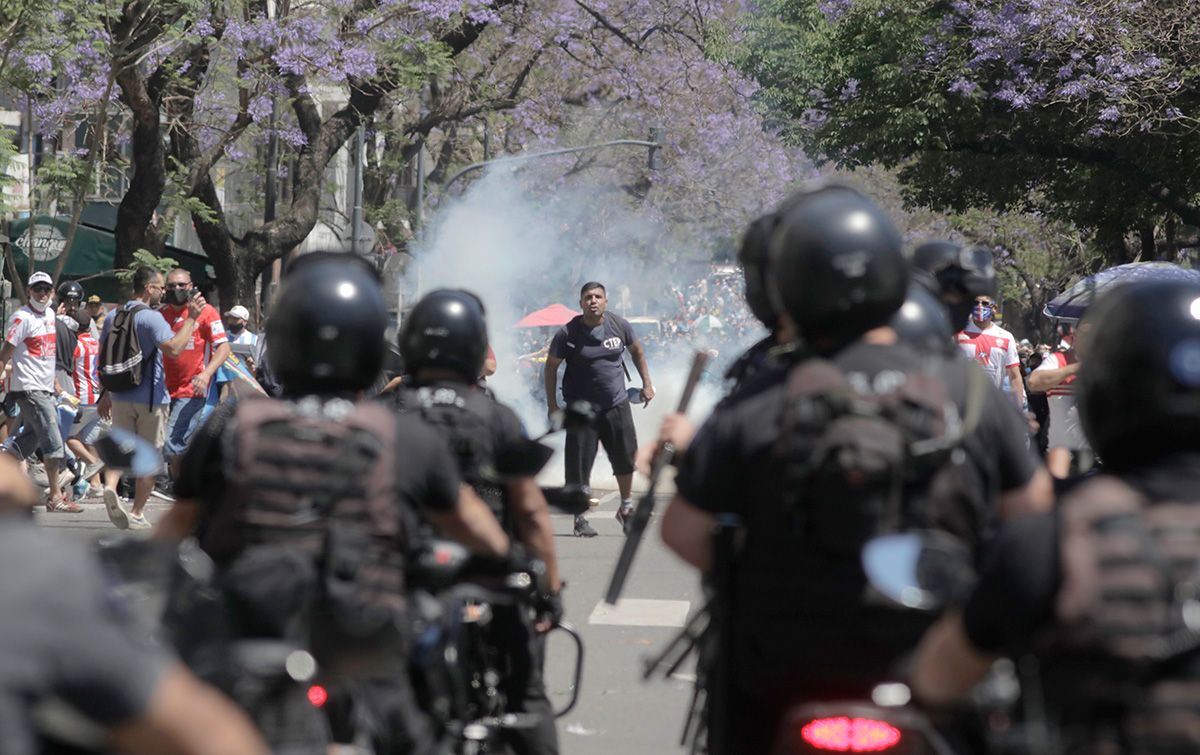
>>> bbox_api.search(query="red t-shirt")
[160,303,228,398]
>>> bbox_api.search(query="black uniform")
[176,397,463,755]
[676,341,1039,753]
[0,516,167,755]
[961,453,1200,752]
[396,380,560,755]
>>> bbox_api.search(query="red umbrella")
[514,303,579,328]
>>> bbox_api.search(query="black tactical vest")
[395,382,509,529]
[197,396,411,676]
[1043,476,1200,754]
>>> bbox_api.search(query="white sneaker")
[128,513,152,530]
[103,488,129,530]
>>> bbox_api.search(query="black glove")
[535,588,565,628]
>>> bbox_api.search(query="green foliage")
[739,0,1200,254]
[114,249,179,282]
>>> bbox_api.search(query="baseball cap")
[225,305,250,320]
[86,295,101,304]
[27,272,52,287]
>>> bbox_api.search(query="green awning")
[7,215,211,301]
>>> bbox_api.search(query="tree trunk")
[114,75,166,271]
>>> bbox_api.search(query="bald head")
[0,454,37,511]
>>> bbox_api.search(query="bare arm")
[911,612,997,707]
[998,467,1055,520]
[660,495,717,572]
[108,663,269,755]
[1027,361,1079,393]
[506,477,562,591]
[201,342,231,382]
[543,354,562,414]
[159,318,197,358]
[427,484,510,558]
[0,340,15,378]
[1007,363,1026,407]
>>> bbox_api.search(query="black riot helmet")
[911,241,997,329]
[57,280,84,303]
[767,185,907,353]
[890,281,956,356]
[738,213,778,329]
[1077,279,1200,470]
[267,252,388,395]
[398,289,489,383]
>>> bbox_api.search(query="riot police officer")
[911,278,1200,752]
[165,253,510,754]
[0,452,268,755]
[659,185,1043,754]
[397,288,563,755]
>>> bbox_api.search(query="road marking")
[588,599,691,627]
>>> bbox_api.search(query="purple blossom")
[22,53,52,73]
[1098,105,1121,122]
[248,95,273,123]
[948,77,977,96]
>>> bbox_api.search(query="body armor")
[1046,476,1200,753]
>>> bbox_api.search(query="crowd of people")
[0,268,263,528]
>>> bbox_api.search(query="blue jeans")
[164,397,209,457]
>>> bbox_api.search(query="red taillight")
[799,717,902,752]
[307,684,329,707]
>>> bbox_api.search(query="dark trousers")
[564,401,637,489]
[492,604,559,755]
[325,673,439,755]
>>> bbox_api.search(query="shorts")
[164,397,209,457]
[1047,396,1090,452]
[13,390,65,460]
[112,400,169,451]
[564,400,638,485]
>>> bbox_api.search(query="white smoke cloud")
[408,164,763,489]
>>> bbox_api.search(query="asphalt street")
[35,481,701,755]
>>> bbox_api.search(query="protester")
[956,294,1026,407]
[223,305,257,346]
[159,268,230,480]
[87,294,107,331]
[1029,324,1092,478]
[65,309,106,495]
[0,273,75,511]
[544,281,655,537]
[98,267,205,530]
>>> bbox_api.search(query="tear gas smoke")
[406,166,765,489]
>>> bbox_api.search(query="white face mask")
[28,299,47,313]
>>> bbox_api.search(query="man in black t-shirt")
[544,282,654,537]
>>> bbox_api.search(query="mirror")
[560,401,597,432]
[94,428,164,477]
[541,485,591,516]
[494,440,556,479]
[862,532,973,611]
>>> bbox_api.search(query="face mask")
[972,304,993,322]
[165,287,191,306]
[28,298,47,313]
[228,323,244,335]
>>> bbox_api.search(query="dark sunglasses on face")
[165,283,191,290]
[30,285,52,294]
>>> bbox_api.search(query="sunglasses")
[30,285,52,294]
[165,283,191,290]
[975,299,995,307]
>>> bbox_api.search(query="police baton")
[605,350,710,605]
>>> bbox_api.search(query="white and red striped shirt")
[1035,350,1077,397]
[72,332,100,405]
[956,322,1021,388]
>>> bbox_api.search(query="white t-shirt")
[1034,351,1089,450]
[956,322,1021,388]
[228,329,257,347]
[5,306,57,392]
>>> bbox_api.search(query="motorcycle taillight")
[307,684,329,708]
[799,716,902,752]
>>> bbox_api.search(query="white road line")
[588,599,691,628]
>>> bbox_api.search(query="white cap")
[27,271,52,287]
[225,305,250,320]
